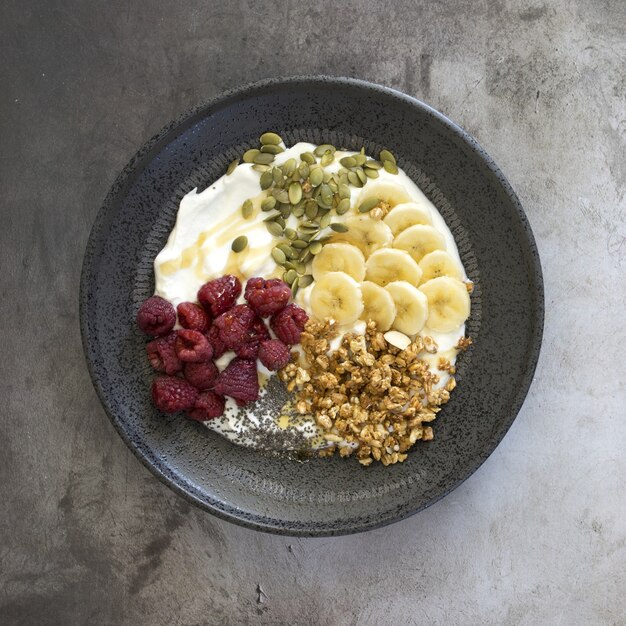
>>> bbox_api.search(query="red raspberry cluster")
[136,274,308,421]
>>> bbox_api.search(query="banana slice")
[310,271,364,325]
[418,250,463,284]
[311,243,366,282]
[331,215,393,258]
[385,280,429,335]
[383,202,433,236]
[360,281,396,331]
[419,276,470,332]
[365,248,423,287]
[357,181,413,208]
[392,224,446,262]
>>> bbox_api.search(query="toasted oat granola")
[279,319,471,466]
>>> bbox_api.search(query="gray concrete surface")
[1,0,625,624]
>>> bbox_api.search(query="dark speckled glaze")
[80,77,543,536]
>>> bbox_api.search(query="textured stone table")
[2,1,625,623]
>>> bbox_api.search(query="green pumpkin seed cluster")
[230,132,398,296]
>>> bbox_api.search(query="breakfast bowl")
[80,76,543,535]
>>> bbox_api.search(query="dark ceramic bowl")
[80,77,543,536]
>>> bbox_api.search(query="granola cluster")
[279,319,472,466]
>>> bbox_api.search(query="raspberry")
[146,332,181,375]
[206,325,227,359]
[214,304,255,350]
[258,339,290,371]
[175,329,213,362]
[183,360,219,390]
[197,275,241,317]
[270,303,308,345]
[244,277,292,317]
[177,302,209,332]
[214,357,259,403]
[136,296,176,336]
[151,376,198,413]
[186,391,225,421]
[235,317,270,359]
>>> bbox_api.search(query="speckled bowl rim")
[80,76,544,536]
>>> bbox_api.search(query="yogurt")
[154,143,468,450]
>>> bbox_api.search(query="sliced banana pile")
[309,181,471,335]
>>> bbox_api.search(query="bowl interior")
[81,78,543,535]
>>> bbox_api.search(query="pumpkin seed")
[328,180,338,193]
[301,220,319,229]
[260,132,282,145]
[271,247,287,264]
[319,212,332,229]
[296,261,307,275]
[305,202,319,219]
[319,150,333,167]
[319,183,333,204]
[379,149,396,164]
[309,241,323,255]
[284,228,297,240]
[338,183,351,199]
[293,204,305,218]
[226,159,239,175]
[309,167,324,187]
[282,244,298,260]
[339,156,357,168]
[260,170,273,190]
[299,274,313,288]
[383,160,399,174]
[279,203,292,219]
[364,159,383,170]
[354,168,365,184]
[330,222,349,232]
[254,152,275,165]
[252,163,270,172]
[260,144,285,155]
[300,151,316,164]
[297,161,310,179]
[316,195,331,210]
[231,235,248,253]
[358,197,380,213]
[354,154,367,166]
[348,171,361,187]
[292,239,309,249]
[286,269,300,285]
[243,148,260,163]
[282,158,297,177]
[272,167,283,185]
[364,168,379,179]
[261,196,277,211]
[339,173,350,186]
[336,198,351,214]
[272,188,289,203]
[275,215,286,228]
[241,199,254,218]
[288,182,302,205]
[314,143,336,157]
[322,170,332,183]
[338,167,348,176]
[291,277,299,298]
[263,211,281,222]
[266,222,284,237]
[298,231,313,242]
[300,250,313,263]
[283,261,296,271]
